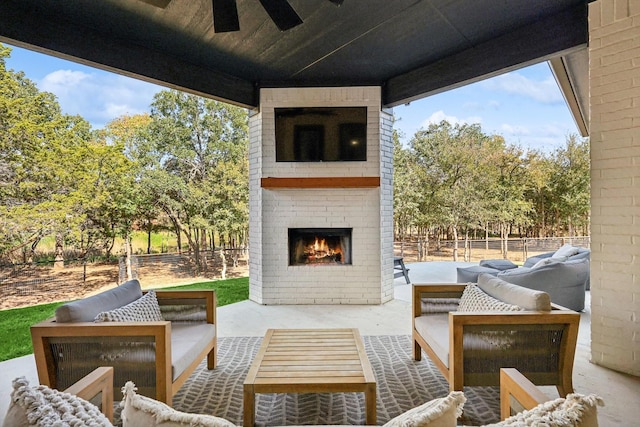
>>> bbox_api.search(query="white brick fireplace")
[248,87,394,304]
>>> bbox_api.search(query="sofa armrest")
[153,290,216,325]
[500,368,548,420]
[64,366,115,422]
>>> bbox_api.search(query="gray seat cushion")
[171,323,216,380]
[456,265,500,283]
[55,279,143,323]
[414,314,449,368]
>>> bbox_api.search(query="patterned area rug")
[172,335,500,426]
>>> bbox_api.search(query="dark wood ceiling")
[0,0,589,111]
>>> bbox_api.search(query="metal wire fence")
[394,236,591,263]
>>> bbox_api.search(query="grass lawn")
[0,277,249,362]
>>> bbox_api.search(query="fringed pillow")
[95,290,164,322]
[3,377,113,427]
[120,382,236,427]
[383,391,466,427]
[458,284,524,312]
[487,393,604,427]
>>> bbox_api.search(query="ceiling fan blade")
[258,0,303,31]
[138,0,172,8]
[213,0,240,33]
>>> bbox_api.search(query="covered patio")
[0,0,639,424]
[1,262,638,425]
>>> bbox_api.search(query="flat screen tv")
[275,107,367,162]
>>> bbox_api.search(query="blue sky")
[5,43,580,153]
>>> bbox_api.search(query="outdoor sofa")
[413,273,580,397]
[456,244,591,311]
[30,279,217,405]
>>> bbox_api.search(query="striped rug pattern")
[172,335,500,426]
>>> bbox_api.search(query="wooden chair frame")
[412,283,580,397]
[31,290,216,406]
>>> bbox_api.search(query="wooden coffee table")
[243,328,377,426]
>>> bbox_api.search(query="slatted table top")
[243,328,377,426]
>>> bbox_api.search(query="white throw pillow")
[458,284,524,312]
[3,377,113,427]
[553,244,580,258]
[120,382,236,427]
[485,393,603,427]
[95,290,164,322]
[383,391,466,427]
[531,256,567,269]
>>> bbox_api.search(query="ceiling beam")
[383,3,588,107]
[0,0,257,108]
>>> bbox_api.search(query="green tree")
[146,90,249,272]
[409,121,493,261]
[0,43,94,263]
[102,114,160,258]
[548,134,590,236]
[484,143,533,258]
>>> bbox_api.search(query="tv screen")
[275,107,367,162]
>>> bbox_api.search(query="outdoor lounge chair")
[413,274,580,396]
[30,279,217,405]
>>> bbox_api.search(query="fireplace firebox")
[288,228,352,266]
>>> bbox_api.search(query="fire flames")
[304,237,343,263]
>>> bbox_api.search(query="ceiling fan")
[139,0,343,33]
[213,0,344,33]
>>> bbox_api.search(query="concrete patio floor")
[1,261,638,426]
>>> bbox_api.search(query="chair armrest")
[153,290,217,324]
[448,309,580,393]
[500,368,548,420]
[31,320,171,391]
[64,367,114,422]
[412,283,466,317]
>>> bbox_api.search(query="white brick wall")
[249,87,393,304]
[589,0,640,376]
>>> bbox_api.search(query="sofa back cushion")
[55,279,143,323]
[553,243,581,258]
[477,274,551,311]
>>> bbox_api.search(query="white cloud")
[38,69,161,128]
[538,123,568,138]
[500,123,530,136]
[40,70,90,95]
[462,101,481,111]
[481,72,563,104]
[463,100,501,111]
[420,110,482,128]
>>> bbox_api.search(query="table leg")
[365,384,377,425]
[243,386,255,427]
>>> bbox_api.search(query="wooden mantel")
[261,177,380,189]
